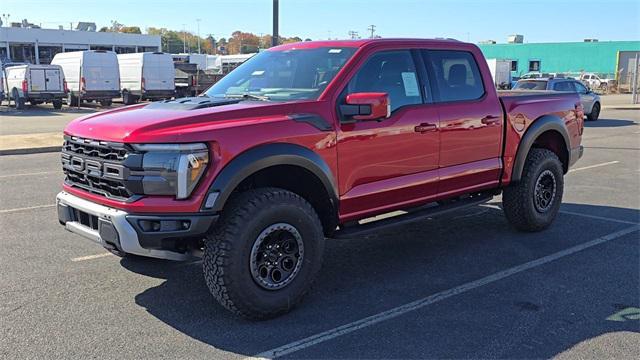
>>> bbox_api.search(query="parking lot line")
[568,161,620,173]
[0,204,56,214]
[249,225,640,360]
[71,253,113,262]
[0,171,60,179]
[482,204,637,225]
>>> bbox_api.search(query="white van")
[117,52,175,104]
[3,64,67,109]
[51,50,120,106]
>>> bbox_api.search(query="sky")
[3,0,639,43]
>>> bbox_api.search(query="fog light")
[139,220,161,232]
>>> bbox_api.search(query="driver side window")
[347,50,423,112]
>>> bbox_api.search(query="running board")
[333,194,494,239]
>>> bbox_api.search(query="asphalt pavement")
[0,108,638,359]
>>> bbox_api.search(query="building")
[478,40,640,85]
[0,27,161,65]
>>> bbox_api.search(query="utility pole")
[196,19,201,54]
[367,25,376,39]
[632,53,639,104]
[272,0,279,47]
[182,24,187,53]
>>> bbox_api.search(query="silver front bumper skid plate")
[56,191,192,261]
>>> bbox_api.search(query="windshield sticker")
[328,49,342,54]
[401,72,420,97]
[251,70,265,76]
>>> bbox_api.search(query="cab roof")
[269,38,463,51]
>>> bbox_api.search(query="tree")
[120,26,141,34]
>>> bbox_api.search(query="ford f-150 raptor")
[57,39,584,319]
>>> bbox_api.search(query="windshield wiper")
[224,93,270,101]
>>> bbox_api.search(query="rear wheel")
[12,89,25,110]
[52,99,63,109]
[502,148,564,232]
[67,93,79,107]
[99,99,112,107]
[122,91,137,105]
[203,188,325,320]
[587,102,600,121]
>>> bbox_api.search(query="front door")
[336,50,440,221]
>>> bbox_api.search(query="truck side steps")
[333,192,495,239]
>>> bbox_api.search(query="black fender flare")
[511,115,570,183]
[203,143,339,214]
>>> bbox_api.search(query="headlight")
[131,143,209,199]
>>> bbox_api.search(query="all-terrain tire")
[502,148,564,232]
[203,187,325,320]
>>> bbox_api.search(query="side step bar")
[333,193,495,239]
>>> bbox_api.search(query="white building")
[0,27,161,64]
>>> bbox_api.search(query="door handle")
[481,115,500,125]
[414,123,437,133]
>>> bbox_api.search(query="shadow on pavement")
[584,118,637,128]
[122,203,639,358]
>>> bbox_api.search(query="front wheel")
[203,188,325,320]
[502,148,564,232]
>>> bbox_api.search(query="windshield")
[205,47,357,101]
[514,80,548,90]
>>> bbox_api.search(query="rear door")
[83,52,119,91]
[45,68,62,91]
[30,69,46,92]
[421,49,503,196]
[336,49,440,219]
[143,54,174,91]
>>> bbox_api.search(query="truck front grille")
[61,136,137,201]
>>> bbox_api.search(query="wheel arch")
[204,143,339,235]
[511,115,570,182]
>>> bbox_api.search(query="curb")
[0,146,61,156]
[602,106,640,110]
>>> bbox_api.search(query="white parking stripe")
[71,253,114,262]
[0,171,60,179]
[249,225,639,359]
[482,204,638,225]
[0,204,55,214]
[568,161,619,173]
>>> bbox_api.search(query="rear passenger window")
[347,50,423,112]
[553,81,575,92]
[425,50,485,102]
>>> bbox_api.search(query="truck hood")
[64,97,300,143]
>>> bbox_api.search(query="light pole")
[196,19,201,54]
[272,0,279,47]
[182,24,187,53]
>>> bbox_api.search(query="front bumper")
[56,191,217,261]
[569,145,584,168]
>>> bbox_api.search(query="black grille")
[62,137,128,161]
[62,136,136,201]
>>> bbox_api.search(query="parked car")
[56,39,584,319]
[118,52,175,104]
[580,73,616,91]
[3,64,67,109]
[513,78,601,120]
[51,50,120,106]
[0,69,5,104]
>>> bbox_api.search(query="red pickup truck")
[57,39,584,319]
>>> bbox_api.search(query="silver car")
[513,78,601,121]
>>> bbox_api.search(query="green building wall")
[478,41,640,77]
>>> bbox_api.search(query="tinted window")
[513,80,548,90]
[574,81,588,93]
[553,81,575,92]
[347,50,422,112]
[426,50,484,102]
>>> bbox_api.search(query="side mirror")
[340,92,390,121]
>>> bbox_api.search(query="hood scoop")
[144,97,242,110]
